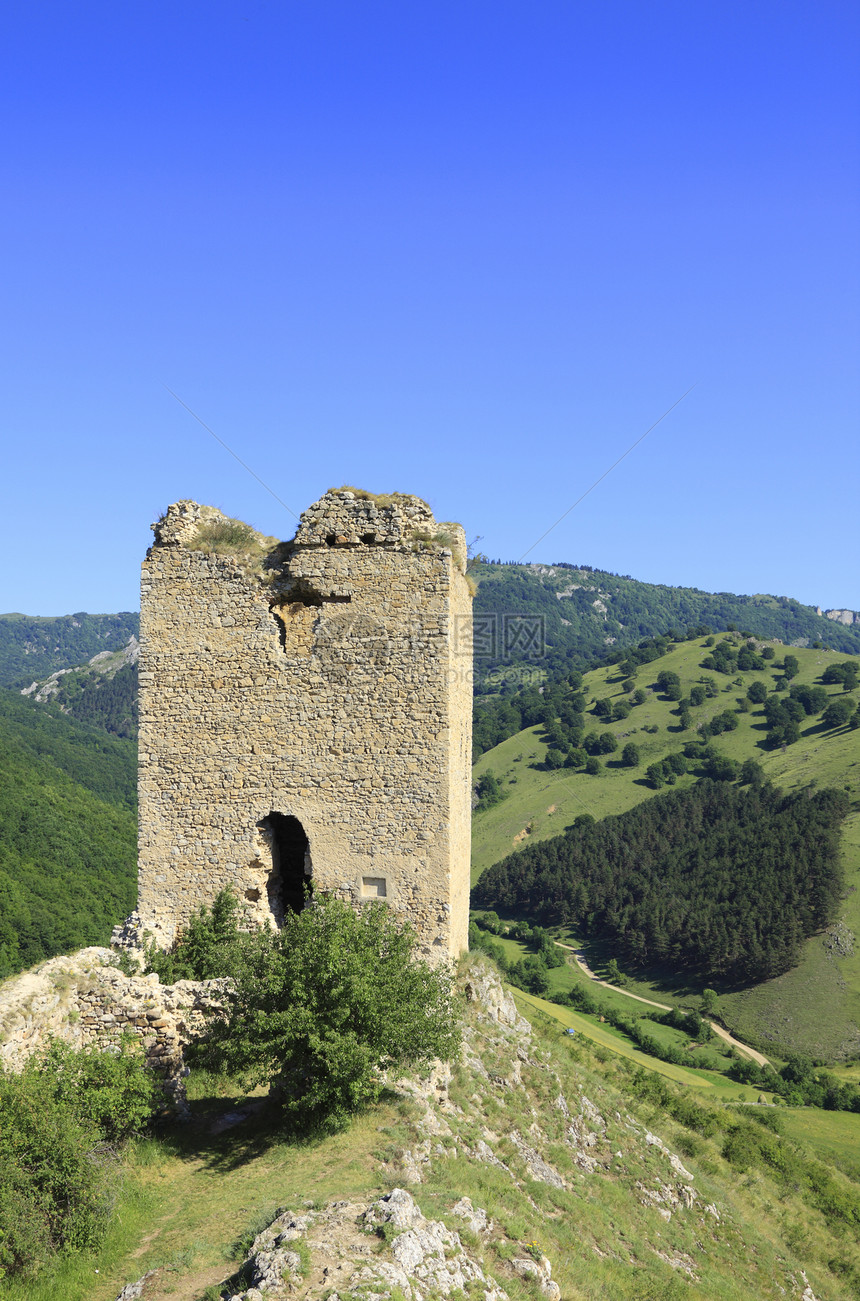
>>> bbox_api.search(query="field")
[777,1108,860,1184]
[472,636,860,1060]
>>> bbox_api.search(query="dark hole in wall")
[263,813,312,917]
[269,587,322,650]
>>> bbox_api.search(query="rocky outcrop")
[817,607,860,626]
[21,634,139,703]
[222,1188,510,1301]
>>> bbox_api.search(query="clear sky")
[1,1,857,616]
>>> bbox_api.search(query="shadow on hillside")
[153,1093,321,1172]
[155,1083,404,1174]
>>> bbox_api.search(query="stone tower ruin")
[136,489,472,959]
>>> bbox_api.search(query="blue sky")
[1,1,857,615]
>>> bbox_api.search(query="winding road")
[556,941,771,1067]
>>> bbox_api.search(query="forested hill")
[473,779,849,985]
[0,611,139,688]
[471,561,860,682]
[0,689,137,975]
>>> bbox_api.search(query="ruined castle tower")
[136,489,472,959]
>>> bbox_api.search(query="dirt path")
[556,941,771,1067]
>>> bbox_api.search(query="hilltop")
[4,958,859,1301]
[470,562,860,687]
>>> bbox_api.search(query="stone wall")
[136,489,473,959]
[0,948,228,1107]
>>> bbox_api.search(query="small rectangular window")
[361,876,387,898]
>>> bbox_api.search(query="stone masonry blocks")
[136,489,473,960]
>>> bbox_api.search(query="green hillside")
[471,561,860,686]
[23,649,139,739]
[472,635,860,1061]
[0,690,137,975]
[0,611,139,689]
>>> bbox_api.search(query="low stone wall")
[0,947,229,1110]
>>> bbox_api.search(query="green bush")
[198,894,460,1134]
[0,1036,157,1281]
[144,888,243,982]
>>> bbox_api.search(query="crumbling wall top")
[150,502,279,555]
[294,488,436,548]
[147,489,467,574]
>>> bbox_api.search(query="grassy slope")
[472,637,860,1060]
[9,959,860,1301]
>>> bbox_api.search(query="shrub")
[0,1037,157,1280]
[475,770,508,812]
[144,888,243,982]
[197,894,460,1133]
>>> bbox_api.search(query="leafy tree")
[633,688,648,706]
[781,698,806,724]
[612,699,632,721]
[782,655,800,680]
[621,677,636,693]
[593,698,613,719]
[822,661,860,690]
[0,1036,156,1280]
[645,762,665,789]
[597,731,618,754]
[740,758,765,787]
[475,770,507,812]
[689,684,706,707]
[621,742,640,767]
[656,671,682,701]
[761,646,775,660]
[144,888,243,982]
[198,894,460,1134]
[585,756,601,775]
[790,684,829,715]
[546,747,565,769]
[705,754,740,782]
[700,988,718,1016]
[823,699,854,730]
[19,1036,157,1144]
[737,646,764,671]
[747,681,767,705]
[509,955,550,996]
